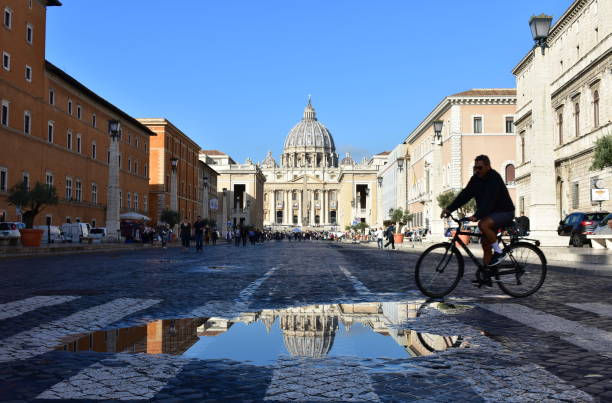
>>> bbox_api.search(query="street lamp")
[396,158,404,171]
[365,187,370,196]
[108,119,121,138]
[377,177,383,187]
[203,176,209,189]
[170,157,178,170]
[433,120,444,144]
[529,14,553,55]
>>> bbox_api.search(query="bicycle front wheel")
[415,242,464,298]
[495,242,547,298]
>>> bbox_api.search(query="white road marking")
[0,296,80,320]
[566,302,612,318]
[339,265,371,295]
[480,303,612,357]
[0,298,160,363]
[36,354,186,400]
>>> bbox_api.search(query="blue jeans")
[195,233,203,251]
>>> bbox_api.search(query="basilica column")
[269,191,275,225]
[322,190,328,226]
[298,190,303,226]
[284,190,290,225]
[309,190,315,226]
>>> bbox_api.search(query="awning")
[120,212,151,221]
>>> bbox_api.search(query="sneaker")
[488,251,506,267]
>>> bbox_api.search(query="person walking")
[211,229,218,245]
[180,218,192,251]
[193,216,205,252]
[376,227,384,249]
[384,224,395,250]
[234,226,241,247]
[159,225,168,249]
[241,226,248,247]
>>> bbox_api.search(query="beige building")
[197,160,219,224]
[200,150,265,234]
[512,0,612,244]
[405,89,517,239]
[259,100,380,231]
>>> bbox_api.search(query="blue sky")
[46,1,571,163]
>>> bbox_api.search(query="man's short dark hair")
[474,155,491,166]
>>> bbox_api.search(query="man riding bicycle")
[441,155,515,267]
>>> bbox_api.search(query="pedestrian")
[234,226,241,247]
[384,224,395,250]
[212,229,218,245]
[376,227,384,249]
[159,225,168,249]
[180,217,191,251]
[241,226,248,247]
[193,216,205,252]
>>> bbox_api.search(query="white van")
[89,227,107,243]
[60,223,91,243]
[34,225,63,243]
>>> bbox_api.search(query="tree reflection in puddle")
[55,302,468,365]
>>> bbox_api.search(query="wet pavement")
[0,241,611,401]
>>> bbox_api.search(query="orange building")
[0,0,153,226]
[137,119,201,224]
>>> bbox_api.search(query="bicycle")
[415,214,547,298]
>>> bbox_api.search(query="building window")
[66,131,72,150]
[473,117,482,133]
[65,177,72,200]
[3,51,11,70]
[127,133,131,145]
[48,122,54,142]
[91,183,97,204]
[505,164,515,185]
[76,105,82,120]
[76,135,81,153]
[92,114,96,128]
[557,110,563,144]
[134,161,138,175]
[134,193,139,210]
[25,65,32,82]
[23,111,31,134]
[45,172,53,187]
[135,137,139,148]
[26,24,33,44]
[4,7,12,28]
[144,142,147,153]
[119,190,122,207]
[1,100,8,126]
[144,163,148,177]
[28,0,32,9]
[22,172,29,190]
[574,101,580,137]
[107,150,110,164]
[118,154,121,168]
[127,192,131,209]
[0,167,7,192]
[571,182,579,209]
[67,100,72,115]
[505,117,514,133]
[593,90,599,128]
[75,180,82,201]
[49,89,55,105]
[519,196,525,215]
[128,157,132,172]
[91,142,96,159]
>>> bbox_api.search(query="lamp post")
[105,119,121,241]
[396,157,404,171]
[529,14,553,55]
[170,157,178,212]
[430,120,445,242]
[377,177,383,187]
[202,176,209,220]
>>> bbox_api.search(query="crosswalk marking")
[0,298,160,363]
[566,302,612,318]
[480,303,612,358]
[0,296,79,321]
[37,354,186,400]
[339,265,372,294]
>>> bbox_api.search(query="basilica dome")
[281,99,338,168]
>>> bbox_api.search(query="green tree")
[8,181,59,228]
[388,207,413,233]
[590,135,612,171]
[160,209,180,228]
[437,189,476,218]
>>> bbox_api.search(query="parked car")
[0,222,24,245]
[593,213,612,235]
[60,223,91,243]
[557,212,608,247]
[89,227,107,242]
[33,225,63,243]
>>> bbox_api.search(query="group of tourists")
[179,216,219,252]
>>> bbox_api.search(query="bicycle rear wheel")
[415,242,464,298]
[495,242,547,298]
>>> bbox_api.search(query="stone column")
[269,191,275,225]
[309,190,315,226]
[282,190,288,225]
[322,190,327,226]
[105,133,120,240]
[298,190,303,226]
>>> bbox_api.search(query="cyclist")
[441,155,515,267]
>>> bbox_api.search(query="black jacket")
[447,169,514,219]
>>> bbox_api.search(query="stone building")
[259,99,380,231]
[512,0,612,244]
[405,89,517,239]
[200,150,265,234]
[0,0,153,226]
[197,160,219,224]
[137,119,201,225]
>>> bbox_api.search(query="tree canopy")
[437,189,475,218]
[591,135,612,171]
[8,181,59,228]
[160,209,180,228]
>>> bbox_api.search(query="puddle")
[188,265,239,273]
[56,302,466,365]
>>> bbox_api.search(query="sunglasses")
[473,166,485,171]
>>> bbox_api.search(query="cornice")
[547,0,591,45]
[447,96,516,105]
[512,51,534,76]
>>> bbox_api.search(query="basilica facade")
[260,100,381,231]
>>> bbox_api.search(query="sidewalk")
[354,239,612,277]
[0,242,174,259]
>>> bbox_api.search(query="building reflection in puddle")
[56,302,465,361]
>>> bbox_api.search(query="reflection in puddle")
[56,302,466,364]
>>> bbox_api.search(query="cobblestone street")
[0,241,611,402]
